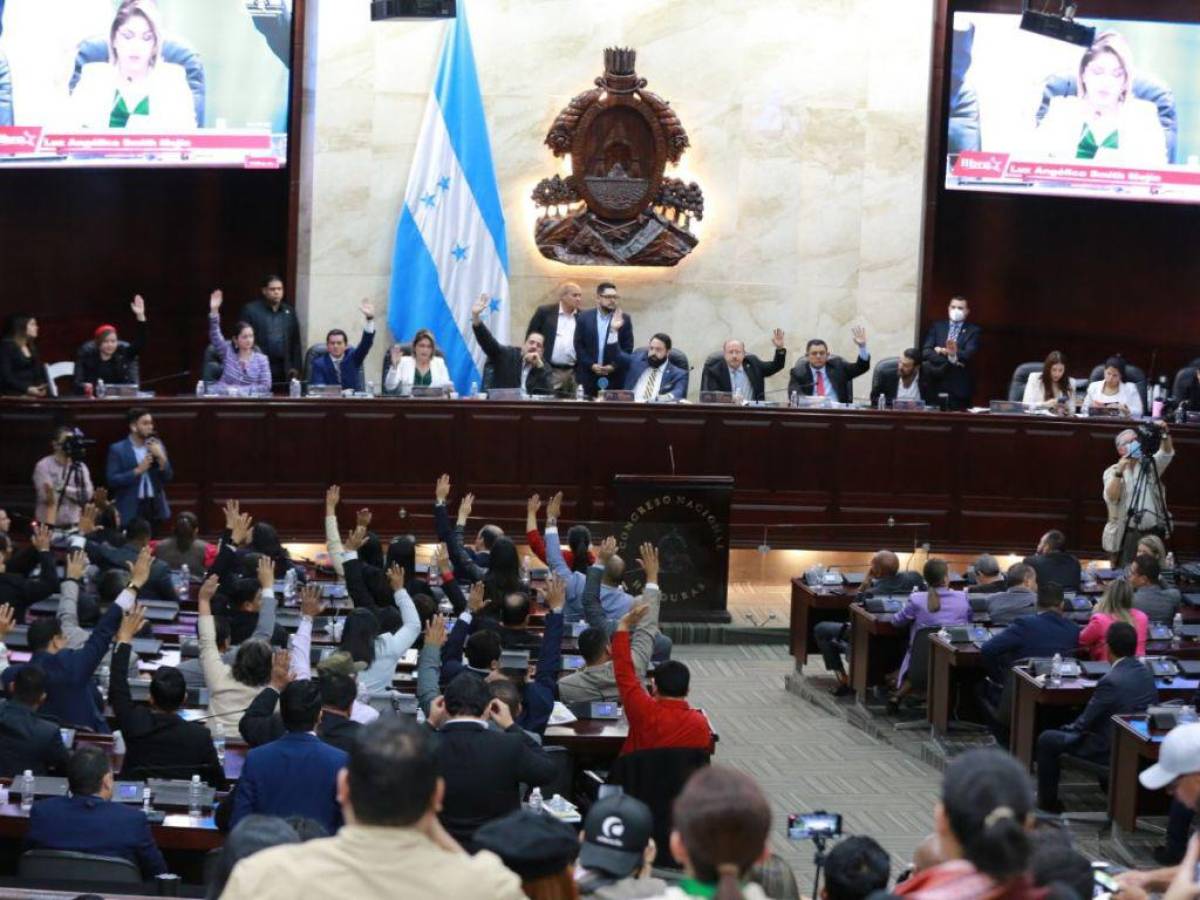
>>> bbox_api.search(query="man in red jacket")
[613,601,712,756]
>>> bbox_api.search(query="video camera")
[1135,421,1164,457]
[60,428,96,463]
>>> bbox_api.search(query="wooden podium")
[613,475,733,624]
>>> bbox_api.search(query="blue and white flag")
[387,1,508,394]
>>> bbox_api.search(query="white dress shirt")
[550,307,577,366]
[1085,380,1144,417]
[896,376,921,402]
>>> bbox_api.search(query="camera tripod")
[54,458,89,528]
[1118,454,1173,565]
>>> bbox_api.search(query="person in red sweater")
[613,594,712,757]
[525,492,595,570]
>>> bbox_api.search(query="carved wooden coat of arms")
[532,48,704,267]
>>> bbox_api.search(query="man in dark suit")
[0,666,68,778]
[526,282,582,391]
[700,331,787,402]
[230,680,348,834]
[308,300,377,391]
[787,327,871,403]
[239,275,303,386]
[81,516,178,601]
[1024,530,1082,593]
[105,407,172,531]
[432,672,558,850]
[980,582,1081,680]
[471,294,553,395]
[921,295,981,410]
[967,554,1006,595]
[26,744,167,877]
[1035,622,1157,812]
[980,562,1038,627]
[0,525,59,614]
[238,667,364,754]
[573,282,634,397]
[109,607,224,787]
[623,333,688,402]
[1130,554,1181,624]
[870,348,934,406]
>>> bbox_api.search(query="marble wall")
[297,0,934,398]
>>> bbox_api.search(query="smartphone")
[58,728,75,749]
[590,702,620,720]
[563,655,585,670]
[787,812,842,840]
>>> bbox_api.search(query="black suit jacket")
[237,686,362,753]
[787,355,870,403]
[84,540,178,601]
[526,303,567,364]
[0,700,68,777]
[574,308,635,396]
[472,322,552,394]
[1023,551,1082,593]
[699,348,787,401]
[871,366,935,405]
[434,720,558,849]
[921,320,982,406]
[861,571,926,599]
[1066,656,1157,758]
[109,643,225,788]
[0,549,59,614]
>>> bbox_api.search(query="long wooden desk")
[1109,714,1172,832]
[3,398,1196,554]
[848,604,904,703]
[789,580,853,664]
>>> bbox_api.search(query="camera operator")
[32,426,94,528]
[1103,423,1174,567]
[105,408,172,534]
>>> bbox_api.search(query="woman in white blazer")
[1086,356,1144,418]
[1022,350,1078,411]
[383,328,452,396]
[69,2,197,131]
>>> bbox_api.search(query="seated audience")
[1035,622,1156,813]
[344,566,421,701]
[980,583,1080,680]
[0,662,68,777]
[981,563,1038,627]
[700,332,786,402]
[0,313,47,397]
[154,511,210,571]
[623,332,688,401]
[1023,530,1081,593]
[662,765,773,900]
[219,719,524,899]
[32,426,94,527]
[26,744,167,877]
[1021,351,1074,409]
[892,748,1038,898]
[207,290,272,393]
[74,295,148,394]
[432,672,558,850]
[309,301,378,391]
[890,558,969,706]
[205,814,301,900]
[1085,355,1143,417]
[871,347,932,407]
[821,835,891,900]
[433,474,504,578]
[1028,835,1098,900]
[241,648,371,750]
[238,275,303,386]
[230,679,348,834]
[474,808,580,898]
[787,327,871,403]
[470,293,552,395]
[80,514,179,601]
[575,793,667,897]
[1130,553,1181,623]
[613,602,712,755]
[250,520,304,581]
[439,616,503,686]
[178,614,231,690]
[525,492,594,571]
[197,573,275,733]
[1079,578,1147,661]
[109,605,225,787]
[966,554,1004,594]
[384,328,452,396]
[0,524,59,614]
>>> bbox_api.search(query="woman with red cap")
[74,295,148,395]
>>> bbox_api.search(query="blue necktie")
[948,322,962,344]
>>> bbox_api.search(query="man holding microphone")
[105,407,173,535]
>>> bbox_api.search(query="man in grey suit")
[982,563,1038,627]
[1131,554,1181,624]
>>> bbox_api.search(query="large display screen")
[945,12,1200,203]
[0,0,292,168]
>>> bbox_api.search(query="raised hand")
[256,555,275,590]
[851,325,867,347]
[359,299,375,320]
[468,581,485,615]
[389,344,403,366]
[435,543,452,575]
[197,574,220,613]
[617,601,651,632]
[526,494,541,518]
[131,294,146,321]
[611,308,625,333]
[222,498,240,531]
[597,536,617,564]
[457,493,474,522]
[128,545,152,589]
[117,605,147,644]
[92,487,110,510]
[30,523,52,553]
[269,648,292,692]
[471,293,489,321]
[324,485,340,516]
[638,542,659,584]
[435,474,451,504]
[299,583,323,619]
[487,696,514,730]
[344,525,367,552]
[0,604,13,640]
[231,512,254,547]
[545,573,565,613]
[66,549,87,581]
[356,508,372,530]
[772,328,785,348]
[209,290,223,314]
[424,614,448,649]
[78,502,98,535]
[546,491,563,522]
[387,563,407,593]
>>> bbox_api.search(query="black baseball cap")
[579,793,654,877]
[474,809,579,880]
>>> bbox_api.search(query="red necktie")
[816,370,826,397]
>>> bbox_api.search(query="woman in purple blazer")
[890,558,969,705]
[208,290,272,394]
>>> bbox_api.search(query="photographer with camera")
[32,425,94,528]
[1103,422,1174,567]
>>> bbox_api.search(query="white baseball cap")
[1140,723,1200,791]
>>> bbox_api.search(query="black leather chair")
[201,345,224,384]
[1175,367,1198,401]
[608,747,710,868]
[1088,363,1148,410]
[19,849,142,884]
[666,348,691,395]
[1007,362,1043,402]
[303,342,328,383]
[481,361,496,392]
[870,357,899,401]
[1188,357,1200,370]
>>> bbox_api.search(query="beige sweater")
[198,614,266,734]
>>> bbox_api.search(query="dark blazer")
[622,349,688,400]
[861,571,926,599]
[73,323,146,394]
[238,299,302,383]
[237,686,362,754]
[0,549,59,614]
[31,601,123,732]
[0,701,68,777]
[526,302,570,365]
[109,643,224,788]
[870,365,934,406]
[699,348,787,401]
[787,354,870,403]
[472,321,552,394]
[26,794,167,876]
[309,329,375,391]
[230,731,348,834]
[1023,551,1082,593]
[574,308,635,396]
[0,339,46,396]
[435,719,559,849]
[1065,656,1157,758]
[984,588,1037,627]
[921,320,982,407]
[1134,585,1182,624]
[105,437,173,525]
[980,611,1081,680]
[84,540,178,601]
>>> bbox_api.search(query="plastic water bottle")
[188,774,203,817]
[575,384,585,402]
[528,787,543,812]
[521,555,531,586]
[283,567,298,602]
[469,380,479,398]
[95,379,106,399]
[195,379,205,397]
[415,706,426,726]
[20,771,35,812]
[366,380,376,397]
[142,787,153,815]
[1049,653,1063,688]
[213,723,226,765]
[936,626,950,643]
[1174,612,1184,639]
[289,377,301,398]
[877,393,886,411]
[177,564,190,599]
[96,663,110,700]
[1167,551,1177,571]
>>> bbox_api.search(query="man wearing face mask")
[623,333,688,402]
[471,294,552,396]
[921,296,981,410]
[574,282,635,397]
[1104,425,1174,566]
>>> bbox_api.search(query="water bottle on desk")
[876,393,887,411]
[213,723,226,765]
[195,380,205,397]
[1175,612,1184,640]
[142,787,153,815]
[283,568,298,603]
[20,771,35,812]
[177,564,190,598]
[1049,653,1063,688]
[521,555,531,586]
[96,379,106,399]
[528,787,543,812]
[289,377,301,398]
[188,774,203,817]
[469,380,479,398]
